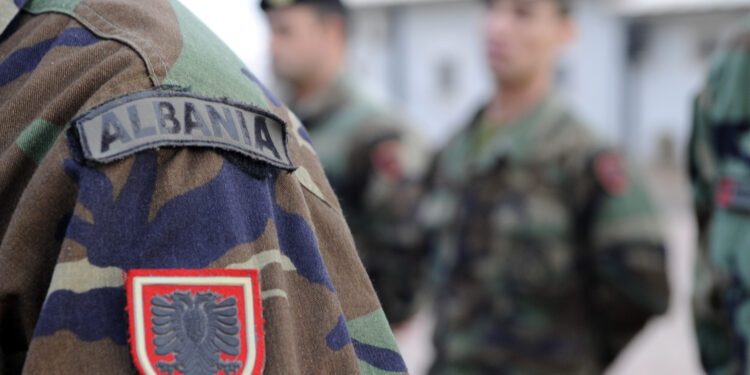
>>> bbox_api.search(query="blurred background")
[179,0,750,373]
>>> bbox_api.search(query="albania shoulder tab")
[71,90,295,170]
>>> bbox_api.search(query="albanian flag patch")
[594,152,629,196]
[126,269,264,375]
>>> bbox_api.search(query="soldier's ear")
[557,15,576,48]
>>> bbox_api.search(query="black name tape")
[72,91,295,170]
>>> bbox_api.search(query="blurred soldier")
[261,0,428,325]
[689,16,750,375]
[420,0,670,373]
[0,0,408,374]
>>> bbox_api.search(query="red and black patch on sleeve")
[594,152,629,196]
[370,140,404,182]
[716,177,736,208]
[713,177,750,212]
[126,269,264,375]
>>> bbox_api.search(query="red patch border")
[125,269,265,375]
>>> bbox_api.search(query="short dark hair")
[260,0,348,27]
[260,0,347,16]
[483,0,572,16]
[557,0,571,15]
[309,2,348,21]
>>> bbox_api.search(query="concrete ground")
[394,163,705,375]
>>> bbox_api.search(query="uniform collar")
[440,92,565,182]
[289,73,354,123]
[473,93,561,169]
[0,0,27,35]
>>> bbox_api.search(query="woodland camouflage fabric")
[689,16,750,375]
[289,78,427,325]
[421,95,670,374]
[0,0,407,374]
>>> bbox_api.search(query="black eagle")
[150,290,242,375]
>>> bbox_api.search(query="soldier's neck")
[486,73,551,127]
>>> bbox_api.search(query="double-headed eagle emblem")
[150,290,242,375]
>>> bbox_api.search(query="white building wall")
[349,7,394,104]
[350,1,493,146]
[397,2,493,145]
[626,11,748,161]
[560,0,628,146]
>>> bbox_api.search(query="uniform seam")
[74,3,168,85]
[78,3,168,77]
[69,17,158,85]
[299,184,343,215]
[23,2,171,86]
[51,9,159,85]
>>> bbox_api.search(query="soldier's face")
[484,0,573,87]
[267,6,332,84]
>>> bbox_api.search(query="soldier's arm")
[689,94,717,236]
[0,2,407,373]
[576,152,670,363]
[688,52,737,374]
[345,120,430,325]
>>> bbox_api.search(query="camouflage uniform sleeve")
[0,1,408,373]
[345,117,430,325]
[687,47,736,373]
[689,94,717,235]
[572,150,670,363]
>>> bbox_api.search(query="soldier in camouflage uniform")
[261,0,428,326]
[0,0,408,374]
[419,0,670,373]
[689,16,750,375]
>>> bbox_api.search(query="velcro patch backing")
[72,90,295,170]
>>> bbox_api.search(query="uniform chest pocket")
[453,165,577,292]
[483,192,576,296]
[490,192,570,241]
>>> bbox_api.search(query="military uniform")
[262,0,428,326]
[287,77,427,326]
[421,94,669,374]
[689,17,750,375]
[0,1,407,374]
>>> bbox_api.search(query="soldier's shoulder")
[22,0,286,119]
[534,106,641,198]
[700,16,750,120]
[723,16,750,51]
[14,0,341,210]
[347,91,404,131]
[343,88,426,155]
[533,104,600,162]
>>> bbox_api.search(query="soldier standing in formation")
[261,0,428,326]
[690,15,750,375]
[419,0,670,373]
